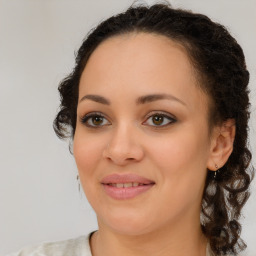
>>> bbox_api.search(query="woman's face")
[74,33,215,235]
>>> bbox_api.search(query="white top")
[6,232,215,256]
[6,234,92,256]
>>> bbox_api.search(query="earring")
[214,164,219,179]
[77,174,81,193]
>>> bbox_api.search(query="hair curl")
[53,2,254,255]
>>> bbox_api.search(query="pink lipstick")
[101,174,155,200]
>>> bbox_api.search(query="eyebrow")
[136,93,186,106]
[79,94,110,105]
[79,93,186,106]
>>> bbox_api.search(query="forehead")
[83,32,195,81]
[79,32,208,110]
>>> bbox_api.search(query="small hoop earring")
[214,164,219,179]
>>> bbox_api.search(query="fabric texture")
[5,234,92,256]
[6,232,215,256]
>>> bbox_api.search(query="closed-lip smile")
[101,173,155,200]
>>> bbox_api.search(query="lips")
[101,174,155,200]
[101,173,154,184]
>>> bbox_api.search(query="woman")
[8,2,254,256]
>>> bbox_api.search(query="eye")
[80,112,111,128]
[143,112,176,127]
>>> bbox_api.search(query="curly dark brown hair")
[53,2,254,255]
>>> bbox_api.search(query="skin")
[73,32,235,256]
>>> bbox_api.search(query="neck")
[90,216,208,256]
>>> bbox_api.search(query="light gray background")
[0,0,255,255]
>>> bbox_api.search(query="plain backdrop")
[0,0,255,255]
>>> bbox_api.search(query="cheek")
[73,133,104,177]
[152,135,204,167]
[73,133,106,206]
[149,131,209,214]
[149,127,210,185]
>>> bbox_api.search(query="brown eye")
[152,115,164,125]
[143,112,176,127]
[92,116,104,125]
[80,113,111,128]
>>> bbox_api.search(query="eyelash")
[80,111,177,129]
[80,112,110,128]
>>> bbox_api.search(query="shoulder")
[5,234,92,256]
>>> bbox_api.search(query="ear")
[207,119,236,171]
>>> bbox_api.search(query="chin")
[111,223,154,237]
[98,209,157,236]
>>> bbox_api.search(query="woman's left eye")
[143,113,176,127]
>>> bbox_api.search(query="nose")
[102,123,144,166]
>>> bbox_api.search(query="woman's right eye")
[80,113,111,128]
